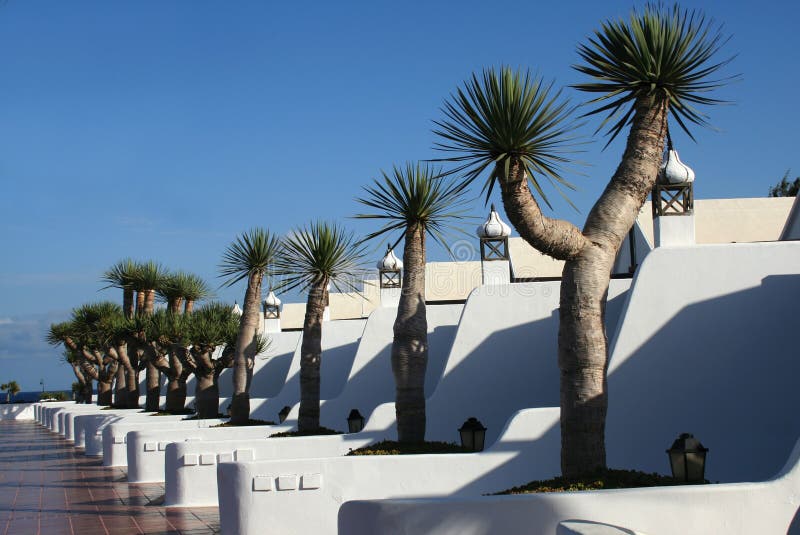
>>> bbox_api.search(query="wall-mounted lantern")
[458,417,487,452]
[347,409,365,433]
[378,245,402,289]
[263,290,281,319]
[667,432,708,483]
[278,405,291,423]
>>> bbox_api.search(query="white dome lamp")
[231,301,243,316]
[476,204,511,261]
[263,290,282,319]
[653,132,695,218]
[378,245,402,289]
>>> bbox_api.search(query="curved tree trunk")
[82,380,94,404]
[298,280,328,432]
[184,299,195,314]
[144,289,156,315]
[164,349,187,413]
[97,381,113,406]
[192,345,221,419]
[557,96,668,477]
[168,297,184,314]
[392,224,428,443]
[113,365,126,407]
[145,361,161,412]
[230,271,263,425]
[70,363,90,404]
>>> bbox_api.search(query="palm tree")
[2,381,20,403]
[355,163,470,442]
[132,260,169,411]
[181,273,212,314]
[275,221,366,432]
[64,349,93,403]
[101,259,140,319]
[434,6,732,477]
[219,228,281,425]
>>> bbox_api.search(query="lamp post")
[278,405,291,423]
[458,417,487,452]
[40,379,44,393]
[667,433,708,483]
[347,409,365,433]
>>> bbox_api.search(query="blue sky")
[1,1,798,390]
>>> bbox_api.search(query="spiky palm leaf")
[70,302,124,347]
[146,310,190,345]
[131,260,168,291]
[101,258,140,290]
[189,302,241,347]
[180,273,213,303]
[219,228,281,288]
[433,67,583,207]
[572,4,735,144]
[355,162,472,253]
[275,221,366,294]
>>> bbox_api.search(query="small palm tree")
[219,228,281,425]
[101,259,140,319]
[275,221,366,432]
[2,381,19,403]
[434,5,733,477]
[181,273,212,314]
[355,162,470,442]
[133,260,168,316]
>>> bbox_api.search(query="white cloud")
[0,318,12,325]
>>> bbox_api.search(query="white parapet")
[654,214,695,247]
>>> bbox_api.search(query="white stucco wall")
[0,403,35,420]
[162,304,462,507]
[123,319,366,483]
[337,241,800,534]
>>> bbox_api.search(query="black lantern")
[458,417,487,452]
[278,405,291,423]
[667,433,708,483]
[347,409,365,433]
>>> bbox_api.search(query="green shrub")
[493,468,707,495]
[270,427,342,438]
[39,391,67,401]
[347,440,472,456]
[212,418,276,427]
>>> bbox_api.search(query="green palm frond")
[100,258,140,290]
[47,321,76,346]
[132,260,169,291]
[188,302,240,347]
[70,301,123,346]
[572,3,736,144]
[432,66,584,208]
[275,221,367,294]
[180,273,213,302]
[145,309,190,345]
[354,162,473,254]
[218,228,280,288]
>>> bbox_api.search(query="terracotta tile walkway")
[0,420,220,534]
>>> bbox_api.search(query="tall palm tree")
[433,6,732,477]
[133,260,169,411]
[355,163,470,442]
[101,259,140,319]
[275,221,366,432]
[219,228,281,425]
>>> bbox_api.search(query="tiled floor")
[0,420,220,534]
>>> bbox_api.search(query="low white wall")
[75,411,178,454]
[339,439,800,535]
[164,404,397,507]
[217,408,562,534]
[0,403,35,420]
[102,417,226,467]
[127,424,291,483]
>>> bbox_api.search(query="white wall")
[336,241,800,534]
[0,403,35,420]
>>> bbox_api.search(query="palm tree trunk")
[392,224,428,443]
[165,350,186,413]
[184,299,195,314]
[136,291,145,315]
[144,289,156,315]
[123,288,135,320]
[113,365,126,407]
[70,363,90,404]
[145,361,161,412]
[298,279,328,432]
[83,380,93,404]
[168,297,184,314]
[230,271,263,425]
[558,96,668,477]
